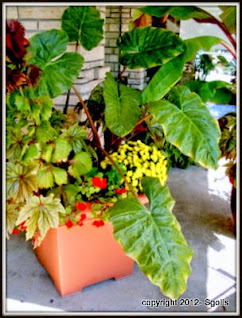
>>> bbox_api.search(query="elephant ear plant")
[6,5,235,300]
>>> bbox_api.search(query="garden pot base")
[35,219,134,297]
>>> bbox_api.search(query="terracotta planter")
[35,194,148,297]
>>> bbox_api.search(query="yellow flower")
[100,161,107,169]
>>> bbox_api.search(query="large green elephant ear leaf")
[61,6,104,50]
[117,26,185,69]
[25,30,84,98]
[103,72,141,137]
[108,177,193,300]
[141,36,223,104]
[148,86,221,169]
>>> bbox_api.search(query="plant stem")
[71,85,102,148]
[118,66,127,80]
[135,114,152,127]
[220,41,236,59]
[95,143,138,199]
[160,13,169,25]
[111,113,152,147]
[63,40,80,114]
[63,90,71,114]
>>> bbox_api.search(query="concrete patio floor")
[4,160,238,315]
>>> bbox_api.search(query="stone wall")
[105,6,148,90]
[6,5,110,108]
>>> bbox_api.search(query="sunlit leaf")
[16,194,65,241]
[6,163,38,202]
[109,177,193,299]
[148,86,221,169]
[68,152,92,178]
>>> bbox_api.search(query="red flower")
[92,177,108,189]
[80,213,87,221]
[75,202,87,211]
[115,187,127,194]
[20,221,27,231]
[77,220,84,227]
[12,228,19,235]
[65,219,74,228]
[92,220,105,227]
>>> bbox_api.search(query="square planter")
[35,194,148,297]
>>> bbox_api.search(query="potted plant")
[6,5,236,300]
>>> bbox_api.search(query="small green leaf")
[20,143,41,163]
[52,138,72,163]
[38,166,54,189]
[148,86,221,169]
[41,143,55,163]
[6,163,38,202]
[52,167,68,185]
[61,123,88,154]
[104,73,141,137]
[16,194,65,241]
[61,6,104,50]
[118,27,185,69]
[68,152,92,178]
[36,122,57,143]
[62,184,80,206]
[14,95,31,112]
[108,177,193,300]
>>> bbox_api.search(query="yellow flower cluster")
[101,140,168,192]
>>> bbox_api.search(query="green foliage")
[141,55,185,104]
[6,5,233,298]
[61,6,104,50]
[68,152,93,178]
[141,36,222,104]
[103,73,141,137]
[109,177,193,299]
[148,86,221,169]
[140,6,210,20]
[51,138,72,163]
[16,194,65,241]
[86,83,105,121]
[219,112,236,161]
[184,80,235,104]
[117,27,185,69]
[61,123,88,153]
[6,202,22,237]
[6,163,39,202]
[25,30,84,98]
[219,6,236,34]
